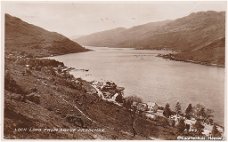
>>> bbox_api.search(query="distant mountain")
[5,14,87,57]
[76,21,170,47]
[171,37,225,66]
[134,11,225,51]
[75,11,225,66]
[76,27,127,47]
[70,34,85,40]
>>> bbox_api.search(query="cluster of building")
[91,81,224,137]
[131,101,159,113]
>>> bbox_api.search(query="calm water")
[51,46,225,125]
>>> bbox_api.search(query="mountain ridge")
[75,11,225,66]
[5,14,88,57]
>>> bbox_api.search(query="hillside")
[168,37,225,66]
[76,27,126,47]
[5,14,87,57]
[4,56,178,139]
[75,11,225,66]
[76,20,170,48]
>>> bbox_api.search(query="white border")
[0,1,227,142]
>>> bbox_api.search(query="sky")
[2,1,227,38]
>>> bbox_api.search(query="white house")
[147,102,159,112]
[131,102,148,112]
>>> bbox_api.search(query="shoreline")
[157,53,225,68]
[137,48,224,68]
[80,45,224,68]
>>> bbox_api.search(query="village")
[89,80,224,138]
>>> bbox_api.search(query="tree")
[198,107,206,120]
[123,95,142,110]
[205,109,214,123]
[177,118,186,134]
[175,102,182,116]
[186,124,190,133]
[193,104,205,119]
[123,95,142,137]
[163,103,172,118]
[193,119,204,136]
[185,104,193,119]
[193,105,214,124]
[115,94,124,103]
[211,125,222,137]
[208,118,214,125]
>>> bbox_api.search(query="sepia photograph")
[1,0,226,140]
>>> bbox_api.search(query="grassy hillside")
[171,37,225,66]
[4,56,178,139]
[5,14,88,57]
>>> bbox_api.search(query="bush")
[211,125,222,137]
[5,71,24,94]
[47,106,54,111]
[193,119,204,136]
[155,116,169,126]
[19,58,64,69]
[177,118,186,134]
[158,106,164,110]
[66,115,84,127]
[30,87,38,92]
[115,94,124,103]
[185,104,193,119]
[26,93,41,104]
[175,102,182,116]
[163,103,172,118]
[25,68,32,75]
[123,95,142,109]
